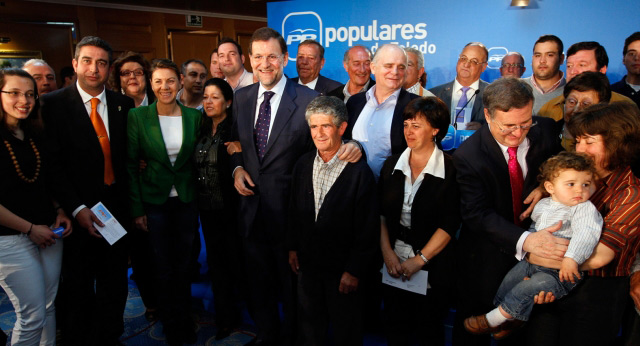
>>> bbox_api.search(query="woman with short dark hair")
[379,97,461,345]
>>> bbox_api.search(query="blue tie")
[255,91,275,161]
[456,86,471,123]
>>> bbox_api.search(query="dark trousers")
[621,301,640,346]
[60,208,129,345]
[244,229,295,344]
[129,228,158,311]
[297,269,363,346]
[200,208,243,329]
[383,285,449,346]
[145,198,199,333]
[524,275,629,346]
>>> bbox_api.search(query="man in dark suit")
[430,42,490,130]
[344,43,419,178]
[291,39,341,95]
[40,36,134,346]
[451,78,566,346]
[232,27,361,346]
[287,96,378,345]
[327,45,376,103]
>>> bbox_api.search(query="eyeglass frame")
[120,69,145,77]
[491,118,537,134]
[458,55,487,66]
[0,90,38,101]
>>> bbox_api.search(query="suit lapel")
[244,85,260,160]
[70,85,103,156]
[443,81,454,109]
[264,80,296,158]
[471,81,486,121]
[143,103,173,167]
[173,104,195,169]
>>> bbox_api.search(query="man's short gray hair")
[372,44,407,65]
[343,45,372,64]
[403,47,424,70]
[305,96,348,126]
[483,77,534,118]
[23,59,54,75]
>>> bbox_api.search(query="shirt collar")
[344,79,370,98]
[76,80,106,106]
[298,76,319,90]
[393,146,446,180]
[365,85,401,106]
[495,137,530,157]
[258,75,287,98]
[453,78,480,92]
[314,145,344,167]
[531,72,565,94]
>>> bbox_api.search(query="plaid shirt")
[589,167,640,277]
[312,150,348,219]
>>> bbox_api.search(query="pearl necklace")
[3,137,41,183]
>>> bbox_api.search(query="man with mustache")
[177,59,207,111]
[22,59,58,95]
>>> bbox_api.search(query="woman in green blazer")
[127,59,201,346]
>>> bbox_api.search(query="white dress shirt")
[298,76,318,90]
[451,78,480,124]
[254,76,287,141]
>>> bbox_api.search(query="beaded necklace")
[3,137,41,183]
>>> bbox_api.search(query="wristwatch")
[416,250,429,265]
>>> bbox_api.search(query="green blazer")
[127,101,202,217]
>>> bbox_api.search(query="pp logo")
[282,11,323,62]
[487,47,509,70]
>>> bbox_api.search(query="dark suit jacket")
[378,151,460,291]
[126,102,202,217]
[429,79,489,124]
[231,79,319,238]
[344,88,419,156]
[327,79,376,101]
[452,117,561,311]
[41,84,134,216]
[291,74,342,96]
[286,152,379,278]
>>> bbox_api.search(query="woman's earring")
[121,88,125,95]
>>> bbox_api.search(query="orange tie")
[90,98,114,185]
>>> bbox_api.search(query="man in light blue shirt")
[344,44,419,178]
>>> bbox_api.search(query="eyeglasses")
[501,63,524,68]
[492,119,537,134]
[120,69,144,77]
[252,54,283,64]
[458,55,486,66]
[565,98,594,109]
[0,90,38,101]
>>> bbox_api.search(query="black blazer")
[452,117,561,302]
[231,79,319,238]
[344,88,419,156]
[41,84,134,216]
[379,151,460,290]
[327,79,376,101]
[286,152,379,278]
[429,79,489,124]
[291,74,342,96]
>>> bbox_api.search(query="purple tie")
[255,91,275,161]
[456,86,471,123]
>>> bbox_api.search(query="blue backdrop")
[267,0,640,88]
